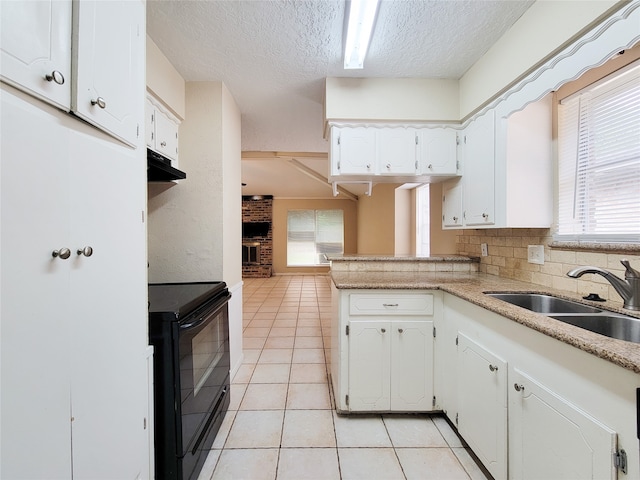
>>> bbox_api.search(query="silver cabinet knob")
[366,164,371,169]
[91,97,106,109]
[514,383,525,392]
[398,328,404,333]
[482,213,489,219]
[77,246,94,257]
[386,163,391,169]
[453,216,458,222]
[428,164,433,170]
[52,248,71,259]
[160,141,167,147]
[489,365,498,372]
[380,328,386,333]
[45,70,65,85]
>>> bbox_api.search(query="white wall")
[146,36,186,119]
[459,0,620,118]
[324,77,459,124]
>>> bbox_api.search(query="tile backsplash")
[456,228,640,302]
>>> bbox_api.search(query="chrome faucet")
[567,260,640,311]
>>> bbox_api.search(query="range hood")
[147,149,186,182]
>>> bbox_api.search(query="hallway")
[198,275,490,480]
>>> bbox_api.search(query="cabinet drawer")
[349,293,433,316]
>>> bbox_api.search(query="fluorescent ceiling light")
[344,0,380,69]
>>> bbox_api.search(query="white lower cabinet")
[441,293,635,480]
[457,334,507,480]
[332,288,439,413]
[509,368,617,480]
[348,319,434,411]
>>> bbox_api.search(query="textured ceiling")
[146,0,534,197]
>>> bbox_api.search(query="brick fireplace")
[242,195,273,278]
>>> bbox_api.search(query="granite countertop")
[326,254,478,262]
[331,270,640,374]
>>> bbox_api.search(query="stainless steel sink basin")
[486,292,640,343]
[549,313,640,343]
[486,293,603,314]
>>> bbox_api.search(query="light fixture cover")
[344,0,380,69]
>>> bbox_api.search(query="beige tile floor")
[198,275,491,480]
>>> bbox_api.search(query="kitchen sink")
[549,313,640,343]
[486,293,603,314]
[486,292,640,343]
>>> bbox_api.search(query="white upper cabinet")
[376,127,418,175]
[0,0,72,110]
[330,125,376,176]
[329,124,457,182]
[462,110,495,226]
[442,178,463,228]
[146,94,180,164]
[418,127,458,175]
[72,0,143,147]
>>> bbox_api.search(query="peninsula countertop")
[330,269,640,374]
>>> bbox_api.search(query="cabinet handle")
[160,141,167,147]
[482,213,489,219]
[382,303,399,307]
[489,364,498,372]
[386,163,391,169]
[77,246,94,257]
[398,328,404,333]
[91,97,106,109]
[52,248,71,259]
[366,164,371,169]
[453,216,458,222]
[514,383,525,392]
[45,70,65,85]
[428,164,433,170]
[380,328,386,333]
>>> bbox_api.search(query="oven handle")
[179,295,230,331]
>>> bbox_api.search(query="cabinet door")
[463,111,495,226]
[458,334,507,480]
[509,368,618,480]
[72,0,143,147]
[145,97,155,148]
[0,89,73,479]
[419,128,458,175]
[442,179,463,228]
[68,132,147,479]
[155,107,179,163]
[377,128,417,175]
[348,321,390,411]
[0,0,72,110]
[391,320,434,411]
[332,126,376,175]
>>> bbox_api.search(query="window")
[556,61,640,243]
[416,184,430,256]
[287,209,344,266]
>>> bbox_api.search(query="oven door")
[177,294,230,458]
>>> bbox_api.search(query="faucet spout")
[567,260,639,311]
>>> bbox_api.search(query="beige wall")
[457,228,640,303]
[272,198,358,274]
[394,187,412,255]
[459,1,621,117]
[324,77,460,124]
[146,36,186,120]
[357,184,398,254]
[148,82,240,283]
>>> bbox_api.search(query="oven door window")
[178,302,229,454]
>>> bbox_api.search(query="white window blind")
[287,210,344,266]
[557,61,640,243]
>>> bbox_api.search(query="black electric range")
[148,282,231,480]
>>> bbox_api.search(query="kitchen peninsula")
[328,254,640,480]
